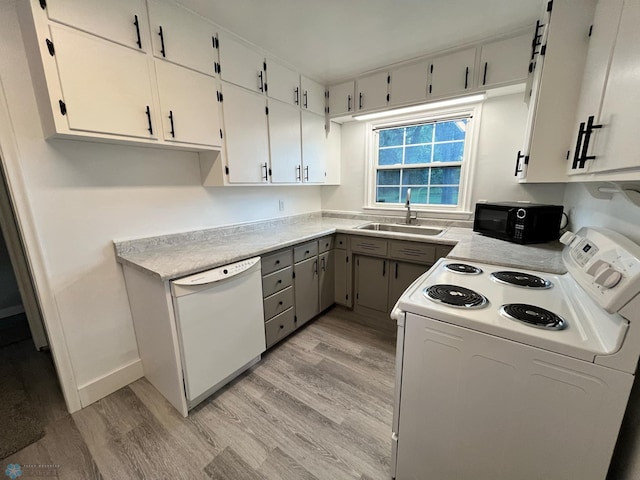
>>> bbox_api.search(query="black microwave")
[473,202,564,244]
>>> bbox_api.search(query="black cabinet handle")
[514,150,528,176]
[168,110,175,138]
[158,26,166,57]
[395,262,398,279]
[464,66,469,89]
[145,106,153,135]
[579,115,603,168]
[321,257,326,272]
[280,324,284,329]
[347,94,352,112]
[382,261,386,277]
[133,15,142,49]
[275,260,280,265]
[359,92,363,109]
[482,62,488,86]
[262,162,268,181]
[314,260,318,275]
[278,301,283,306]
[572,121,586,169]
[276,279,282,284]
[303,90,308,108]
[296,165,302,181]
[304,166,309,181]
[258,71,264,92]
[294,87,299,105]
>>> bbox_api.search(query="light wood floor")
[3,308,397,479]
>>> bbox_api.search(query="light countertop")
[114,213,566,281]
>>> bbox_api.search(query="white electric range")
[390,226,640,480]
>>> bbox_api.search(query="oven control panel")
[564,227,640,313]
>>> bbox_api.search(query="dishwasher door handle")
[172,257,261,295]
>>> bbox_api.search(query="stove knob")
[594,267,622,289]
[586,259,610,276]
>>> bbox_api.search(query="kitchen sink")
[355,223,445,236]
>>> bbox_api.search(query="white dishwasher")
[171,256,265,409]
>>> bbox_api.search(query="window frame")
[364,103,482,218]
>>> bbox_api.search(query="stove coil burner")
[500,304,566,330]
[445,263,483,275]
[491,271,552,289]
[424,284,488,309]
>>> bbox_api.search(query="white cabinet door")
[301,110,327,183]
[148,0,218,76]
[155,61,221,147]
[301,76,326,116]
[588,0,640,174]
[328,81,355,116]
[428,48,475,98]
[567,0,624,175]
[324,121,342,185]
[357,71,389,111]
[220,82,270,183]
[479,32,531,89]
[50,25,156,139]
[45,0,148,51]
[389,60,429,107]
[266,60,300,106]
[217,33,265,93]
[268,99,302,183]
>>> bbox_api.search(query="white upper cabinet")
[428,48,475,98]
[567,0,623,175]
[356,71,389,112]
[266,59,300,106]
[479,32,531,89]
[268,99,302,183]
[300,76,326,116]
[43,0,148,51]
[328,81,355,117]
[516,0,596,183]
[389,60,429,107]
[49,24,156,139]
[217,32,265,93]
[301,111,327,183]
[155,61,222,147]
[147,0,218,76]
[582,0,640,176]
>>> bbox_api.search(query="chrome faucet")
[405,188,417,224]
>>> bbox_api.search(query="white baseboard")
[77,359,144,407]
[0,304,25,319]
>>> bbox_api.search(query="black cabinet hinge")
[216,91,223,102]
[589,25,593,37]
[429,84,433,94]
[219,129,223,139]
[566,150,570,160]
[268,168,272,177]
[214,62,221,74]
[430,64,434,74]
[58,100,66,115]
[39,0,46,9]
[387,74,390,84]
[294,315,297,323]
[265,106,269,115]
[356,293,359,300]
[46,39,54,56]
[292,271,296,279]
[547,0,553,12]
[346,256,349,263]
[540,44,547,56]
[224,166,229,175]
[264,83,268,93]
[263,61,267,71]
[212,35,219,49]
[346,294,349,301]
[386,93,390,102]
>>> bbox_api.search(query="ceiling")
[178,0,543,84]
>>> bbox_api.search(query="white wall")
[0,0,321,409]
[321,93,566,215]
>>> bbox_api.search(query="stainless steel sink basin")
[355,223,445,236]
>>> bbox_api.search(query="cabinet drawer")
[436,245,454,259]
[263,286,294,321]
[262,266,292,297]
[335,234,348,250]
[351,236,388,256]
[265,308,296,348]
[389,241,436,264]
[294,241,319,263]
[262,249,293,275]
[318,235,334,253]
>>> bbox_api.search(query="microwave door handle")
[506,208,518,236]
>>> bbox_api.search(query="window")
[367,106,479,213]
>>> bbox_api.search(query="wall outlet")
[278,200,285,211]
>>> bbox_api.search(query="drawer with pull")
[262,266,292,297]
[335,234,348,250]
[263,286,294,321]
[318,235,334,253]
[389,240,436,264]
[265,308,296,348]
[261,249,293,276]
[294,241,319,263]
[350,236,388,256]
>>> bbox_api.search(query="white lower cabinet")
[220,82,270,184]
[155,61,222,147]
